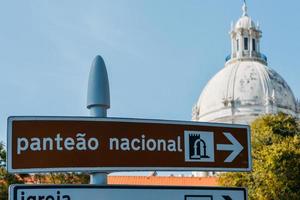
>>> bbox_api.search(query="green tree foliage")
[6,172,89,186]
[219,113,300,200]
[31,172,89,184]
[0,142,24,200]
[47,173,89,184]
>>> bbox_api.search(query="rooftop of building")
[108,176,219,186]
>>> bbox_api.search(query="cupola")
[227,2,267,65]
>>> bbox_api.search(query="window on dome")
[252,39,256,51]
[244,37,249,50]
[237,39,239,51]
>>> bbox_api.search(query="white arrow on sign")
[217,132,244,163]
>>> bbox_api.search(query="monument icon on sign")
[190,134,210,159]
[184,131,215,162]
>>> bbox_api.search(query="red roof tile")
[108,176,219,186]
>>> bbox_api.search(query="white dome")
[235,16,256,29]
[193,61,298,124]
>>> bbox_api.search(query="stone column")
[249,33,253,57]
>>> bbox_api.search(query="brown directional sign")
[7,117,251,173]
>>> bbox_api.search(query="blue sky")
[1,0,299,144]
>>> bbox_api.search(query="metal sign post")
[86,55,110,184]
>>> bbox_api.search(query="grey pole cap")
[87,55,110,109]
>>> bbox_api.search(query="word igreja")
[17,133,99,154]
[20,191,71,200]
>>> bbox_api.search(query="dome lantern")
[228,2,266,65]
